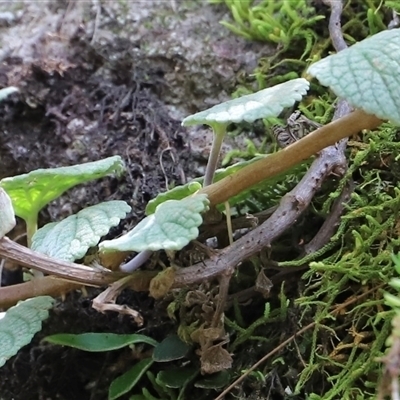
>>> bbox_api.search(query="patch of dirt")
[0,1,271,399]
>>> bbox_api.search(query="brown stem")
[303,179,354,256]
[327,0,347,52]
[0,236,160,308]
[0,237,124,286]
[0,277,80,309]
[201,109,382,207]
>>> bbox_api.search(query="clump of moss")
[203,1,400,399]
[294,125,400,398]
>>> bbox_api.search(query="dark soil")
[0,1,269,399]
[0,30,187,400]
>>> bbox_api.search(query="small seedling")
[182,78,310,186]
[100,195,210,254]
[0,156,125,246]
[99,194,210,273]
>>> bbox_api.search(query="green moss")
[203,1,400,399]
[217,0,394,92]
[221,122,400,398]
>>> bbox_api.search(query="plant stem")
[25,214,38,248]
[201,109,382,207]
[203,124,227,186]
[0,277,80,309]
[0,236,158,307]
[25,214,44,278]
[0,237,122,286]
[120,124,228,275]
[120,249,153,273]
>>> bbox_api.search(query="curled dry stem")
[92,275,144,326]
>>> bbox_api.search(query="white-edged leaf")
[308,29,400,124]
[0,188,16,238]
[182,78,310,126]
[99,194,209,253]
[0,296,54,368]
[31,201,131,262]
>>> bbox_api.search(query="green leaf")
[307,29,400,124]
[145,182,202,215]
[141,388,162,400]
[181,78,309,126]
[146,156,308,212]
[0,188,16,238]
[44,333,158,351]
[0,156,125,222]
[145,158,264,214]
[109,358,153,400]
[31,201,131,262]
[156,366,198,388]
[384,292,400,308]
[153,334,190,362]
[194,370,230,389]
[389,278,400,290]
[99,194,209,253]
[0,296,54,368]
[392,253,400,275]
